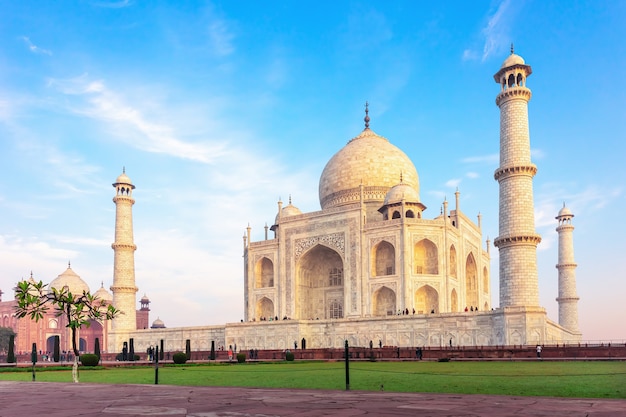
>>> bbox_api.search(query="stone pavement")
[1,381,625,416]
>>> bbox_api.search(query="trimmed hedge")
[80,354,99,366]
[236,353,246,363]
[285,351,295,361]
[172,351,187,364]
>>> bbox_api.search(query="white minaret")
[110,169,138,338]
[555,204,581,335]
[493,46,542,308]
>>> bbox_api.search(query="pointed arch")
[255,257,274,288]
[406,210,415,218]
[392,210,401,219]
[255,297,274,320]
[373,286,396,316]
[296,244,344,320]
[449,245,457,277]
[466,253,478,308]
[482,266,489,293]
[450,288,458,312]
[414,239,438,274]
[414,285,438,314]
[372,241,395,276]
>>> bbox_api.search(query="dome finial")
[364,101,370,129]
[400,172,403,183]
[289,194,292,205]
[510,43,514,55]
[68,260,71,268]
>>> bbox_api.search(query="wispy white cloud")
[462,49,479,62]
[48,75,228,163]
[466,171,480,179]
[461,0,519,62]
[445,178,461,188]
[481,0,512,61]
[208,19,235,57]
[20,36,52,55]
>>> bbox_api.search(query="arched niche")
[372,241,395,277]
[255,257,274,288]
[414,239,438,274]
[255,297,274,320]
[449,245,457,277]
[482,266,489,293]
[466,253,478,308]
[373,286,396,316]
[414,285,438,314]
[450,288,458,312]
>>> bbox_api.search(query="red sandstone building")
[0,264,150,356]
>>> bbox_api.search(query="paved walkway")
[1,381,625,416]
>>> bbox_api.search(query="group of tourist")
[253,316,293,321]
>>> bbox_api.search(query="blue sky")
[1,1,624,342]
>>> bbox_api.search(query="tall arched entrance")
[296,244,344,320]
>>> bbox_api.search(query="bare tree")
[14,279,120,383]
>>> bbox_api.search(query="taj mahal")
[1,49,582,355]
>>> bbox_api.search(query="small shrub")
[236,353,246,363]
[369,351,377,362]
[80,354,99,367]
[438,357,450,362]
[172,351,187,364]
[285,351,295,361]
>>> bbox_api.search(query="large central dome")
[319,127,419,210]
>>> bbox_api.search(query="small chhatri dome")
[383,180,420,206]
[141,294,150,303]
[49,263,90,295]
[113,167,135,189]
[557,203,574,219]
[274,196,302,223]
[94,281,113,302]
[500,45,526,69]
[319,105,419,210]
[151,317,166,329]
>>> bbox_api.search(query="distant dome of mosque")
[94,283,113,303]
[49,264,90,295]
[151,317,166,329]
[319,111,419,210]
[383,181,420,205]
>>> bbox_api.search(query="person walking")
[536,344,542,359]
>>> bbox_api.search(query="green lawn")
[1,360,624,398]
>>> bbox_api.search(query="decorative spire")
[68,260,71,268]
[364,101,370,129]
[510,43,514,55]
[289,194,292,205]
[123,166,126,174]
[400,172,404,183]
